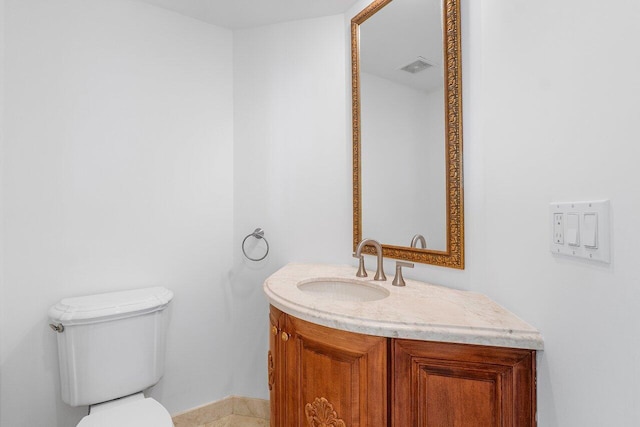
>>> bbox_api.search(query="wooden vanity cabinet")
[393,339,536,426]
[269,306,387,427]
[269,306,536,427]
[268,306,285,426]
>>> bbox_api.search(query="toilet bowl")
[49,287,174,426]
[77,393,173,427]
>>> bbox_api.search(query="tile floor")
[172,396,269,427]
[200,414,268,426]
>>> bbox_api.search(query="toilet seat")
[77,393,173,427]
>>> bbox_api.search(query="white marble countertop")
[263,263,543,350]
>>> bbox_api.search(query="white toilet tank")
[49,287,173,407]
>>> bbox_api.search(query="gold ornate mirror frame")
[352,0,464,269]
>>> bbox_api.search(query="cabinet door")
[284,315,387,427]
[393,339,536,427]
[268,306,286,427]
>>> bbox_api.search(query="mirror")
[352,0,463,268]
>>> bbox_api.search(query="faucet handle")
[392,261,414,287]
[352,253,368,278]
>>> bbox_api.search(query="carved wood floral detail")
[267,350,275,391]
[305,397,346,427]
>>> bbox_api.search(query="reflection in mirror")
[352,0,463,269]
[360,0,446,251]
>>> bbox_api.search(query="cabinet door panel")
[285,315,387,427]
[393,339,535,427]
[417,363,502,426]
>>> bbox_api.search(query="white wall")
[466,0,640,424]
[0,0,234,425]
[232,15,349,398]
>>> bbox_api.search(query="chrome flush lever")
[49,323,64,333]
[392,261,414,287]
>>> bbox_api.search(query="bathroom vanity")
[264,264,543,427]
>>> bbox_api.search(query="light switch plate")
[549,200,610,263]
[566,213,580,247]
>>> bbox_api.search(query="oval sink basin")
[298,279,389,302]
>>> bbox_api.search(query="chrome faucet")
[410,234,427,249]
[354,238,386,281]
[392,261,414,287]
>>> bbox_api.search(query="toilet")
[49,287,174,426]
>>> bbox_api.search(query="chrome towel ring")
[242,228,269,261]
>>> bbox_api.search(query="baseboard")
[172,396,269,426]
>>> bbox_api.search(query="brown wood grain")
[279,313,387,427]
[268,306,285,427]
[393,339,536,427]
[269,308,536,427]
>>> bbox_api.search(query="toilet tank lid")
[48,287,174,325]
